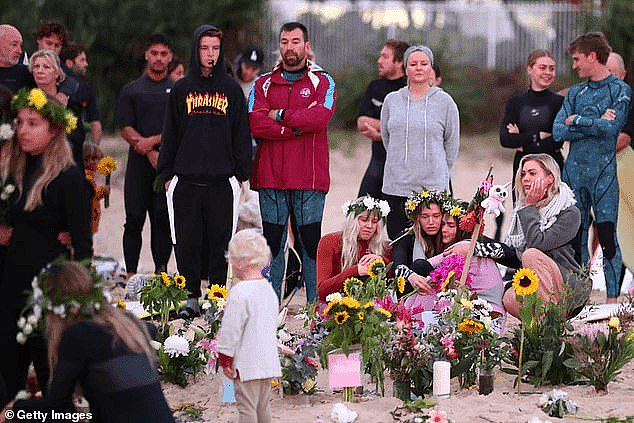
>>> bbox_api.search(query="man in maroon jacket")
[248,21,336,304]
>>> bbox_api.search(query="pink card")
[328,352,361,388]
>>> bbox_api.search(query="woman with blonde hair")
[317,196,392,302]
[0,88,91,405]
[28,50,67,106]
[447,153,586,319]
[8,261,174,422]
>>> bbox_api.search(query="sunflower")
[98,156,117,176]
[368,258,386,278]
[512,268,539,296]
[343,277,362,296]
[396,275,406,293]
[457,319,483,334]
[322,298,339,316]
[377,308,392,319]
[340,297,361,310]
[174,275,186,288]
[358,311,364,321]
[117,300,126,309]
[362,301,374,309]
[161,272,171,287]
[207,284,228,300]
[441,270,455,292]
[334,311,350,325]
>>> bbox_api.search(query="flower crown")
[16,258,111,344]
[442,197,467,219]
[12,88,78,134]
[404,188,449,221]
[342,195,390,222]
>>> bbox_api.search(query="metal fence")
[262,0,586,72]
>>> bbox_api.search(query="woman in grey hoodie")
[380,45,460,253]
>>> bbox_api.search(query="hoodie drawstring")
[405,95,409,162]
[424,95,428,160]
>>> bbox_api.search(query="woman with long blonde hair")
[0,88,92,406]
[9,261,174,422]
[317,196,392,302]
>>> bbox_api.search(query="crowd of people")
[0,15,632,422]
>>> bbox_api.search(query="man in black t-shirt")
[62,41,102,145]
[117,34,174,277]
[0,24,34,93]
[356,40,409,199]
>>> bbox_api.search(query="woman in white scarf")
[502,153,583,318]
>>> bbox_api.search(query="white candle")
[433,361,451,397]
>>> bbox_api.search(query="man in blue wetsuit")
[553,32,632,303]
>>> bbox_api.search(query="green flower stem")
[518,326,525,397]
[104,174,111,208]
[343,386,354,402]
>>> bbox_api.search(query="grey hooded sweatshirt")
[380,85,460,196]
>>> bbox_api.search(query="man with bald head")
[0,24,34,93]
[606,52,633,151]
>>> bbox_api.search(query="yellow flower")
[174,275,186,288]
[460,298,473,309]
[457,319,483,334]
[343,277,362,296]
[161,272,171,287]
[407,200,417,211]
[441,271,455,292]
[609,317,621,332]
[334,311,350,325]
[271,379,280,388]
[396,276,406,293]
[97,156,117,176]
[362,301,374,309]
[450,206,462,217]
[340,297,361,310]
[377,308,392,319]
[358,311,364,321]
[302,378,316,392]
[207,284,228,300]
[28,88,47,110]
[367,258,385,278]
[117,300,126,309]
[65,112,78,134]
[422,191,430,198]
[512,268,539,296]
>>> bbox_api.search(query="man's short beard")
[283,54,304,68]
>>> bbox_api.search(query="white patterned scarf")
[504,182,576,256]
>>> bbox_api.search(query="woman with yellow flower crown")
[316,196,392,303]
[446,153,586,319]
[0,87,92,406]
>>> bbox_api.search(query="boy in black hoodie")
[157,24,252,318]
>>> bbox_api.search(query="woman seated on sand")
[403,198,506,316]
[392,189,446,296]
[317,196,392,303]
[446,153,587,319]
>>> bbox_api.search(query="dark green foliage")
[1,0,265,132]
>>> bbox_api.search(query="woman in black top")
[0,88,92,405]
[500,49,565,197]
[10,261,174,423]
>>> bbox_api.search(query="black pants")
[173,179,233,299]
[358,156,385,200]
[0,335,48,407]
[123,149,172,273]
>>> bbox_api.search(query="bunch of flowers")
[277,332,320,395]
[17,258,111,344]
[567,317,634,392]
[153,326,207,387]
[404,188,449,222]
[97,156,117,208]
[458,170,493,235]
[385,301,431,396]
[342,195,391,222]
[425,285,508,387]
[139,272,189,339]
[317,293,391,395]
[343,258,403,302]
[12,88,78,134]
[428,255,472,294]
[539,389,577,418]
[202,283,228,339]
